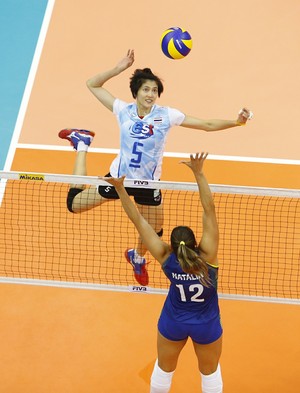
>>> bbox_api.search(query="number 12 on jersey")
[176,284,205,302]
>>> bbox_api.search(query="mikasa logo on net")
[19,173,45,181]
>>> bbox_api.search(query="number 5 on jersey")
[130,141,143,168]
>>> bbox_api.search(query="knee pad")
[201,364,223,393]
[67,188,84,213]
[150,359,174,393]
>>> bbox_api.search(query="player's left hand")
[237,108,253,125]
[180,152,208,174]
[116,49,135,72]
[100,175,126,190]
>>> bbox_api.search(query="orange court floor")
[0,282,300,393]
[1,150,300,392]
[2,0,300,391]
[3,68,300,393]
[3,95,300,393]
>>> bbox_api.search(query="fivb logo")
[131,121,154,139]
[132,180,152,189]
[133,180,149,186]
[130,285,148,293]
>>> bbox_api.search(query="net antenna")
[0,170,299,305]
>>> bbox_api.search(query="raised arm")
[181,153,219,265]
[86,49,135,111]
[180,107,253,131]
[101,176,170,265]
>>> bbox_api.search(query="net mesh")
[0,172,299,301]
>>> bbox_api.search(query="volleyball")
[160,27,192,59]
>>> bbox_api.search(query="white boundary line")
[15,143,300,165]
[0,0,55,206]
[3,0,56,172]
[0,277,298,305]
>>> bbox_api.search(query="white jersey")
[109,99,185,179]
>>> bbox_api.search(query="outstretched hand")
[100,175,126,190]
[180,152,208,174]
[116,49,135,72]
[237,107,253,125]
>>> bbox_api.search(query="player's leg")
[125,203,163,286]
[136,203,164,255]
[150,331,187,393]
[192,336,223,393]
[59,128,108,213]
[67,149,108,213]
[125,186,163,286]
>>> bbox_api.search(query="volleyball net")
[0,171,299,304]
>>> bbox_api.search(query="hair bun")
[142,68,153,74]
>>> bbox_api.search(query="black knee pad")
[157,228,163,237]
[67,188,84,213]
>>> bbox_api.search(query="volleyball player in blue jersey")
[59,49,252,287]
[103,152,223,393]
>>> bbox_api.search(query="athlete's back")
[162,252,220,323]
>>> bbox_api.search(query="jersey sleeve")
[168,107,186,126]
[113,98,128,115]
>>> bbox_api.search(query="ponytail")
[171,226,211,287]
[176,242,211,287]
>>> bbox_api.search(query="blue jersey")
[161,253,220,324]
[110,99,185,179]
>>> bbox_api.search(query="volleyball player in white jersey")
[59,49,252,287]
[102,152,223,393]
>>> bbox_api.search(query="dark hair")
[171,226,211,287]
[129,68,164,98]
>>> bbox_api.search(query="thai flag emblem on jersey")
[130,121,154,139]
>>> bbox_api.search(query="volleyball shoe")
[125,249,149,286]
[58,129,95,150]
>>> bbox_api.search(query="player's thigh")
[71,186,110,213]
[192,335,223,375]
[156,330,187,372]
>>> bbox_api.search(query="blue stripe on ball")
[161,27,192,59]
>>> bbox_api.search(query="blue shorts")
[158,312,223,345]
